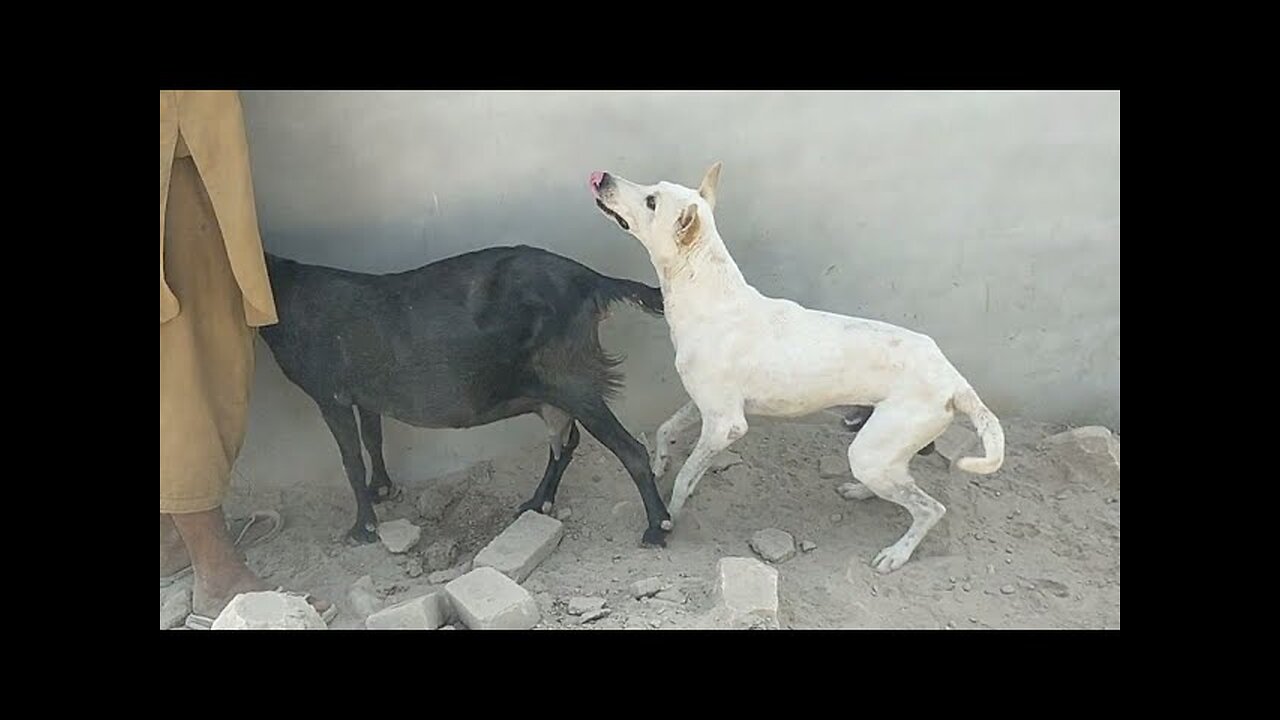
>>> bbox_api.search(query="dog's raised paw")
[872,545,912,573]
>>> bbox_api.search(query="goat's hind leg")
[517,405,581,516]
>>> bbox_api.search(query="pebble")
[578,608,611,624]
[1006,547,1014,554]
[1000,584,1016,595]
[567,597,607,616]
[962,583,972,592]
[830,513,843,523]
[630,577,664,599]
[799,540,818,553]
[655,589,686,604]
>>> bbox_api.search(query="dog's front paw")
[872,544,913,573]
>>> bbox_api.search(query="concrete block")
[473,511,564,583]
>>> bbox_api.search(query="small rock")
[655,589,686,604]
[799,540,818,553]
[347,575,382,618]
[427,561,473,585]
[704,557,779,630]
[366,592,451,630]
[406,558,423,578]
[709,450,744,473]
[962,583,972,592]
[555,507,573,521]
[830,513,843,523]
[578,608,611,624]
[421,538,459,572]
[211,591,326,630]
[969,617,979,623]
[1000,584,1016,595]
[648,618,662,628]
[473,511,565,583]
[378,519,422,554]
[160,587,191,630]
[1041,426,1121,487]
[445,567,540,630]
[630,577,664,599]
[1005,558,1013,564]
[819,456,848,479]
[567,597,607,616]
[1006,547,1014,554]
[946,621,957,629]
[749,528,797,564]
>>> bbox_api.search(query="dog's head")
[589,162,722,265]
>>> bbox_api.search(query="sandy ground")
[162,413,1119,630]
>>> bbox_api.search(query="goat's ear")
[698,161,722,209]
[676,202,701,246]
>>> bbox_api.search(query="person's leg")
[160,155,329,620]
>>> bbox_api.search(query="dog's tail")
[594,276,664,317]
[951,386,1005,475]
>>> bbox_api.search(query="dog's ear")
[698,161,722,209]
[676,202,701,246]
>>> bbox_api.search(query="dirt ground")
[164,413,1120,630]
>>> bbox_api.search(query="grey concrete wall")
[234,90,1119,492]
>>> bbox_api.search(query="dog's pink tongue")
[589,171,604,192]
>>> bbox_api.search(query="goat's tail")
[594,276,664,316]
[951,386,1006,475]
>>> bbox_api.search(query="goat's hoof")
[371,485,402,504]
[516,498,550,516]
[346,524,379,545]
[660,519,674,531]
[641,527,669,548]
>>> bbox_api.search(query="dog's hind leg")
[357,407,401,503]
[842,405,936,456]
[652,400,699,476]
[317,402,379,544]
[668,405,748,520]
[518,405,581,516]
[846,401,952,573]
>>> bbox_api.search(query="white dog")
[589,163,1005,572]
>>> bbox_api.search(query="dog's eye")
[645,195,657,211]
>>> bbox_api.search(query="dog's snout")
[589,171,612,194]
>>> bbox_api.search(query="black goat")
[259,245,672,547]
